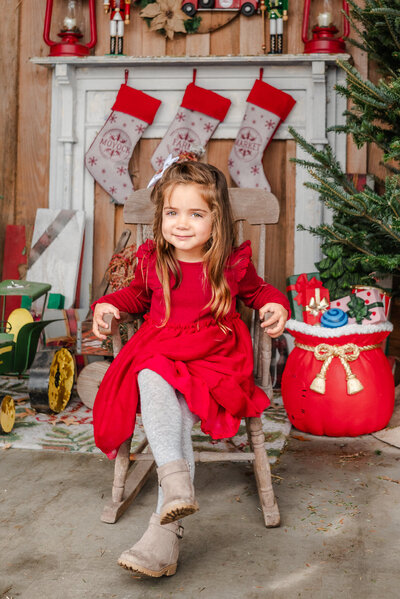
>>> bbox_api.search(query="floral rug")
[0,376,291,463]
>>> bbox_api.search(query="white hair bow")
[147,154,180,189]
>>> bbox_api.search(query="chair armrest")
[256,330,273,398]
[100,312,144,357]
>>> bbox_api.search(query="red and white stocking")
[151,79,231,171]
[228,78,295,190]
[85,84,161,204]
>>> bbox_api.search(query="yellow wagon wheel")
[0,395,16,433]
[29,348,75,413]
[48,348,75,413]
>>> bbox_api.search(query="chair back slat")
[124,188,280,227]
[228,189,279,225]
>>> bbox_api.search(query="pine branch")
[337,61,384,102]
[307,170,400,243]
[345,0,400,77]
[307,173,368,214]
[290,0,400,284]
[304,224,378,258]
[372,2,400,51]
[345,89,390,111]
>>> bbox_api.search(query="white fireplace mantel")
[32,54,348,308]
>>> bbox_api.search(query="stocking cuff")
[112,84,162,124]
[181,83,231,122]
[247,79,296,122]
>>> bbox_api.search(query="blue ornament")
[321,308,348,328]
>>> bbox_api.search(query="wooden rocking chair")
[100,188,281,528]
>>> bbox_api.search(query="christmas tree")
[289,0,400,300]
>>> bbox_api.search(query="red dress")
[92,240,290,458]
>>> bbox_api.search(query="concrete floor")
[1,432,400,599]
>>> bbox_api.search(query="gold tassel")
[310,374,326,394]
[295,341,380,397]
[346,374,364,395]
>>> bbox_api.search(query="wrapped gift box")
[330,286,386,325]
[286,272,322,322]
[303,286,330,325]
[352,286,391,319]
[330,296,351,312]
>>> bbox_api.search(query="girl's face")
[162,183,213,262]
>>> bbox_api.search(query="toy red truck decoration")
[182,0,259,17]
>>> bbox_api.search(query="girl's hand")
[259,303,288,338]
[92,303,121,340]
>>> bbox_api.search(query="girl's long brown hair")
[150,161,236,326]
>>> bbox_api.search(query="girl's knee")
[138,368,161,386]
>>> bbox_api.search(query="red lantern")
[43,0,97,57]
[302,0,350,54]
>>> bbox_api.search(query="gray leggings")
[137,368,199,514]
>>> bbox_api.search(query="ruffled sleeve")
[230,241,290,312]
[91,240,154,314]
[136,238,156,262]
[228,241,253,283]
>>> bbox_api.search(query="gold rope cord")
[294,341,380,395]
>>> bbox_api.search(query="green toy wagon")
[0,280,75,430]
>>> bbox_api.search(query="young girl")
[92,161,289,578]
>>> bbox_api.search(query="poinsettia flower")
[140,0,187,40]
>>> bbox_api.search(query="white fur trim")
[285,319,393,338]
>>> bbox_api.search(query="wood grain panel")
[263,140,286,291]
[0,2,20,277]
[347,125,367,174]
[345,2,368,175]
[93,185,116,300]
[16,0,51,232]
[95,1,112,55]
[142,20,166,56]
[367,144,388,184]
[286,0,303,54]
[130,139,142,191]
[129,6,144,56]
[186,32,210,56]
[284,139,296,279]
[166,33,187,56]
[210,14,240,55]
[239,14,264,56]
[206,139,232,182]
[134,138,162,188]
[114,205,136,248]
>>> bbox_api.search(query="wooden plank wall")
[0,3,21,271]
[1,0,336,290]
[1,0,378,309]
[91,0,320,296]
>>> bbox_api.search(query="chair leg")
[246,417,280,528]
[101,436,156,524]
[112,437,132,503]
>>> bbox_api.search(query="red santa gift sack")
[281,320,394,436]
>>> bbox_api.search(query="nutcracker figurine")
[104,0,131,55]
[266,0,288,54]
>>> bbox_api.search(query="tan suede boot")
[118,513,183,577]
[157,458,199,525]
